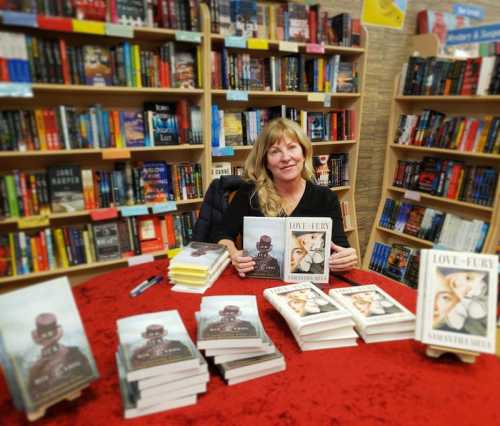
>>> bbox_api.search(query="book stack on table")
[196,295,286,385]
[116,310,209,419]
[329,285,416,343]
[264,282,358,351]
[168,242,230,293]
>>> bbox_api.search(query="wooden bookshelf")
[362,35,500,281]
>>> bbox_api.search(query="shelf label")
[323,93,332,107]
[247,38,269,50]
[37,15,73,32]
[212,146,235,157]
[225,36,247,48]
[1,11,37,27]
[90,207,118,221]
[447,22,500,46]
[307,92,326,102]
[167,247,182,259]
[152,201,177,214]
[403,190,421,202]
[121,205,149,217]
[72,19,105,35]
[18,215,49,229]
[128,254,155,266]
[226,90,248,101]
[105,23,134,38]
[432,243,452,251]
[102,148,131,160]
[175,31,202,43]
[305,43,325,54]
[0,83,33,98]
[278,41,299,52]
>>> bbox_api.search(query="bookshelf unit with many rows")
[362,34,500,286]
[0,2,368,291]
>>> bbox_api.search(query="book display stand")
[425,345,479,364]
[26,384,88,422]
[362,33,500,284]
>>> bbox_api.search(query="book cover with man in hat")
[0,277,98,413]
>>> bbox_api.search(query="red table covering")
[1,260,499,426]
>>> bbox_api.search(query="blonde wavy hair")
[243,118,315,216]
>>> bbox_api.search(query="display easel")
[26,384,89,422]
[426,345,479,364]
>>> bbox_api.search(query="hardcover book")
[243,216,332,283]
[169,242,228,273]
[0,276,98,413]
[83,46,112,86]
[91,220,121,261]
[415,249,498,354]
[47,165,84,213]
[121,111,145,147]
[174,51,197,89]
[141,161,171,203]
[117,310,199,381]
[144,102,179,146]
[263,281,353,335]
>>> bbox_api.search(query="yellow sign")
[18,215,50,229]
[307,92,326,103]
[167,248,182,259]
[102,149,131,160]
[361,0,406,30]
[72,19,106,35]
[247,38,269,50]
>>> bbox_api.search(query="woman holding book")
[215,118,358,277]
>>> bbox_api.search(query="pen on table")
[130,275,163,297]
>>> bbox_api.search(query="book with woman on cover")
[0,277,98,413]
[243,216,332,283]
[263,282,353,335]
[415,249,498,354]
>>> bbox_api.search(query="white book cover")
[290,328,358,351]
[117,310,199,381]
[244,216,286,279]
[227,364,286,386]
[0,276,99,413]
[329,285,415,330]
[197,296,263,349]
[416,249,498,354]
[169,242,228,272]
[476,56,496,96]
[264,282,352,335]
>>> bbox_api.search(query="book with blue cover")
[121,111,145,147]
[144,103,179,146]
[141,161,172,202]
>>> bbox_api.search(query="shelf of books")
[209,1,368,257]
[362,34,500,288]
[0,2,213,290]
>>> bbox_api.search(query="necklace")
[279,180,306,215]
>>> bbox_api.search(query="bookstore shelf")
[388,186,495,212]
[390,143,500,160]
[28,84,205,96]
[376,227,434,247]
[395,95,500,102]
[211,90,361,99]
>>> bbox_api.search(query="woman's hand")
[230,250,255,277]
[329,243,358,272]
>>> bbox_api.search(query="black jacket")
[192,175,245,243]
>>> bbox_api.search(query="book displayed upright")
[415,249,498,354]
[0,276,99,414]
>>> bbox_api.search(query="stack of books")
[264,282,357,351]
[168,242,230,293]
[329,285,416,343]
[196,295,285,385]
[116,311,209,419]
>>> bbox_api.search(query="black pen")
[130,275,163,297]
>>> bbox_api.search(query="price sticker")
[120,205,149,217]
[225,36,247,48]
[175,31,202,43]
[226,90,248,101]
[404,190,421,202]
[152,201,177,214]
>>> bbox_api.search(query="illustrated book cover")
[91,220,121,261]
[121,111,145,147]
[117,310,198,381]
[0,276,98,413]
[415,249,498,354]
[83,45,112,86]
[263,281,353,335]
[243,216,332,283]
[47,165,84,213]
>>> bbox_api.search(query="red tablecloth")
[1,261,499,426]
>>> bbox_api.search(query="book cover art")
[384,244,414,282]
[174,51,197,89]
[198,295,261,342]
[417,249,498,354]
[287,3,309,42]
[243,217,285,279]
[0,277,98,413]
[223,113,244,146]
[144,103,179,146]
[336,62,357,93]
[283,217,332,283]
[170,241,228,271]
[230,0,258,37]
[313,155,331,187]
[83,46,112,86]
[329,284,415,328]
[308,113,325,142]
[118,310,196,374]
[141,161,171,203]
[137,215,164,253]
[92,220,121,261]
[121,111,145,147]
[114,0,145,26]
[47,165,84,213]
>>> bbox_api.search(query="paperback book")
[415,249,498,354]
[0,276,99,414]
[83,46,112,86]
[47,165,84,213]
[243,216,332,283]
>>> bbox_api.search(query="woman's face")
[433,291,459,326]
[265,136,305,184]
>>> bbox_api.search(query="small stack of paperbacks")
[329,285,415,343]
[264,281,357,351]
[0,277,99,421]
[196,296,285,385]
[168,242,230,293]
[116,310,209,418]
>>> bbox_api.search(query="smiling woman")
[214,118,358,277]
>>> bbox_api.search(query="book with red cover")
[137,215,164,253]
